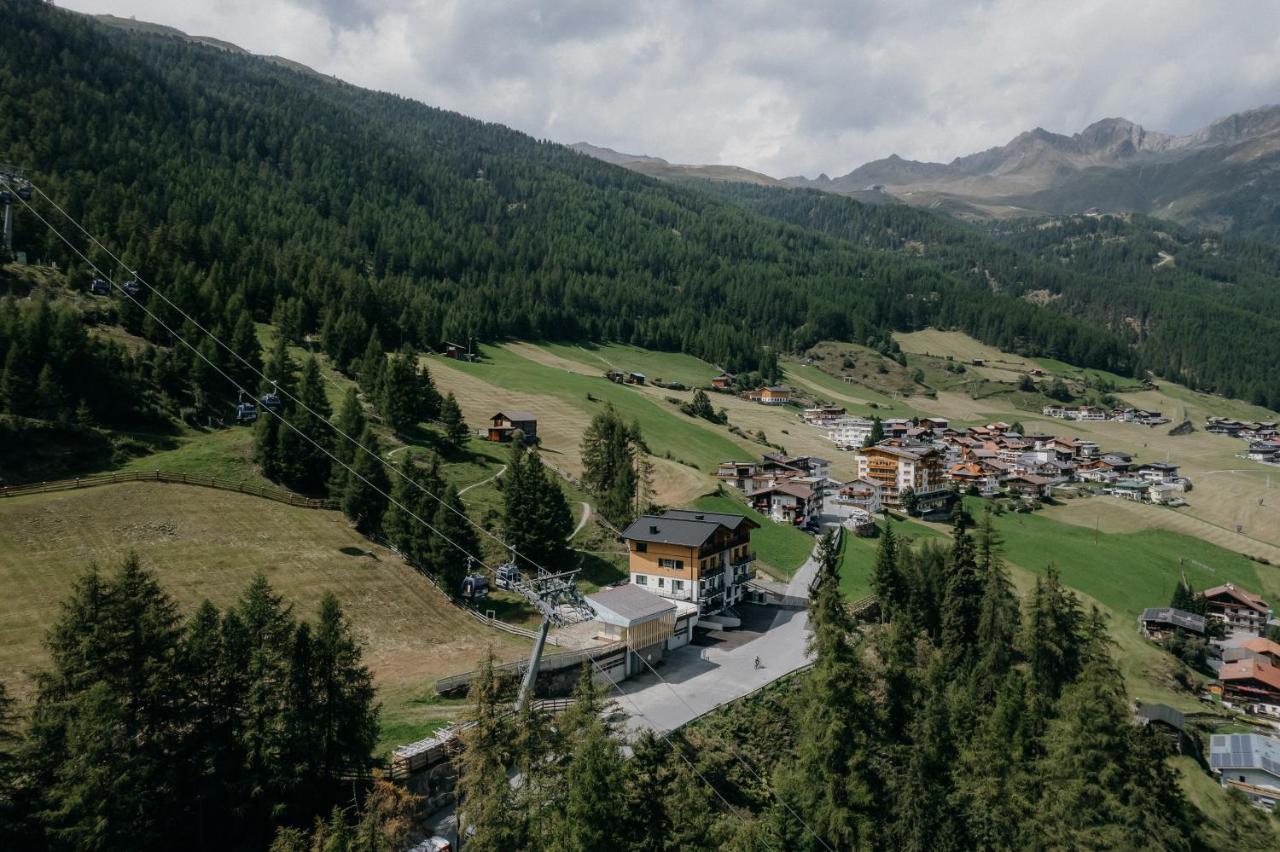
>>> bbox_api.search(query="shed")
[488,410,538,443]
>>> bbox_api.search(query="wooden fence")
[0,470,337,509]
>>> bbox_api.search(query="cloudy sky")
[62,0,1280,178]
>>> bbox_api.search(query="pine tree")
[456,652,520,849]
[341,426,390,534]
[0,680,26,848]
[180,600,240,846]
[863,416,883,448]
[429,483,482,593]
[580,403,641,526]
[941,514,984,664]
[357,332,384,393]
[34,362,67,420]
[310,594,378,788]
[1019,565,1085,706]
[377,348,424,435]
[329,387,366,494]
[554,721,628,852]
[871,521,903,621]
[438,391,469,453]
[276,357,333,494]
[973,513,1020,692]
[773,532,878,851]
[504,445,573,573]
[229,311,263,391]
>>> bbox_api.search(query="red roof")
[1219,658,1280,693]
[1239,637,1280,659]
[1203,584,1269,613]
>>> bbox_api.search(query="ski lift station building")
[584,584,699,677]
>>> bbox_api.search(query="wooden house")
[488,410,537,443]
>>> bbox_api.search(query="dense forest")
[696,182,1280,407]
[1,0,1144,442]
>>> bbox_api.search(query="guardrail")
[433,639,628,696]
[0,470,337,509]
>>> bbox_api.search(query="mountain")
[568,142,784,186]
[784,109,1280,240]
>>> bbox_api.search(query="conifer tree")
[382,455,432,563]
[504,444,573,573]
[429,483,482,592]
[229,311,263,391]
[774,532,878,851]
[357,332,384,393]
[456,652,520,849]
[0,680,22,848]
[1019,565,1085,706]
[863,415,883,448]
[973,516,1020,692]
[310,594,378,787]
[329,386,366,494]
[341,426,390,534]
[34,362,67,420]
[871,520,903,621]
[580,403,641,526]
[276,357,332,493]
[438,391,469,453]
[941,514,984,663]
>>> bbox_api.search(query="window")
[673,580,684,592]
[634,574,647,586]
[635,542,647,553]
[659,558,684,570]
[657,577,665,589]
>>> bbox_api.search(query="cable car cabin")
[0,191,11,205]
[495,563,520,590]
[16,185,31,201]
[89,278,111,296]
[122,280,141,298]
[260,392,283,412]
[461,574,489,601]
[235,402,258,424]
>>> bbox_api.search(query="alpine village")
[3,2,1280,849]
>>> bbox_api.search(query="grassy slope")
[693,492,814,577]
[538,341,719,388]
[837,516,944,600]
[439,344,753,472]
[0,482,529,752]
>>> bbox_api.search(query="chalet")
[836,477,883,516]
[759,385,792,405]
[1206,417,1245,435]
[946,462,999,496]
[1077,405,1108,421]
[743,388,764,403]
[1246,443,1280,463]
[622,510,759,616]
[487,411,537,443]
[626,372,646,385]
[1148,482,1186,505]
[749,481,820,527]
[882,419,913,439]
[1203,583,1271,635]
[802,404,846,424]
[1209,734,1280,809]
[1223,638,1280,668]
[1002,473,1052,499]
[856,444,947,510]
[715,461,762,492]
[918,417,950,431]
[1041,404,1068,418]
[711,373,736,390]
[1133,462,1181,484]
[1139,607,1206,640]
[1218,657,1280,703]
[971,358,986,367]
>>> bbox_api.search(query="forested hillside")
[697,182,1280,407]
[0,0,1132,433]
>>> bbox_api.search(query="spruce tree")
[871,520,903,621]
[341,426,390,534]
[438,391,469,453]
[310,594,378,787]
[580,403,641,526]
[329,387,366,494]
[357,332,384,393]
[276,357,333,494]
[941,515,984,664]
[229,311,263,391]
[973,516,1020,693]
[773,532,878,851]
[504,446,573,573]
[429,483,482,593]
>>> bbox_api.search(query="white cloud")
[60,0,1280,177]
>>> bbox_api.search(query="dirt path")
[459,464,505,496]
[570,501,592,540]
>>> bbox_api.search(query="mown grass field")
[693,492,814,577]
[836,516,944,600]
[537,341,719,388]
[0,482,529,752]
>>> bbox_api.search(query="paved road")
[612,548,818,734]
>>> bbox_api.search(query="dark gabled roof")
[1140,607,1206,634]
[623,509,757,548]
[660,509,758,533]
[1135,703,1187,731]
[492,410,536,423]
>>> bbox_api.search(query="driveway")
[611,548,818,734]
